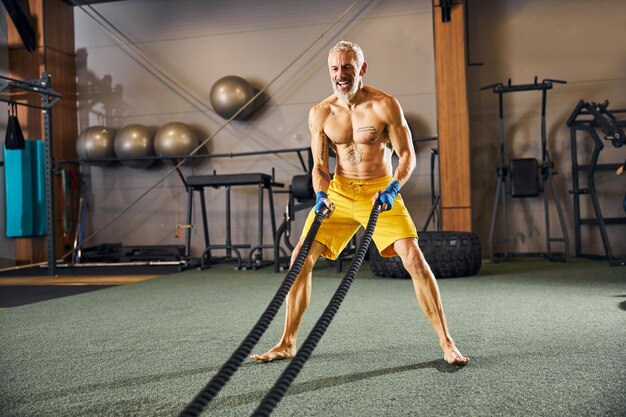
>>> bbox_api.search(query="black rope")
[179,207,329,417]
[251,201,383,417]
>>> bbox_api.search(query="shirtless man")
[251,41,469,366]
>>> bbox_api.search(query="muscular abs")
[323,106,392,179]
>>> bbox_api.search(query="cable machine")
[0,72,61,275]
[482,77,569,263]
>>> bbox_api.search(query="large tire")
[369,231,482,279]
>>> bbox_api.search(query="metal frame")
[183,173,282,270]
[483,77,570,263]
[0,72,62,275]
[66,147,313,269]
[567,101,626,266]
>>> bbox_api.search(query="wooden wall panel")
[5,49,43,138]
[46,50,78,159]
[14,237,46,265]
[6,0,78,265]
[432,1,472,232]
[42,0,75,54]
[442,207,472,233]
[6,0,43,47]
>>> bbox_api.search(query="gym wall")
[0,7,16,267]
[467,0,626,257]
[72,0,437,256]
[2,0,623,264]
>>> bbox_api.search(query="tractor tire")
[369,231,481,279]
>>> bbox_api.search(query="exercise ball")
[210,75,255,120]
[154,122,198,159]
[76,126,116,166]
[114,124,155,169]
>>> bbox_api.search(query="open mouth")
[336,79,352,91]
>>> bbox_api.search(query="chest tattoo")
[346,144,363,166]
[357,125,379,143]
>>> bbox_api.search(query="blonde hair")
[329,40,365,69]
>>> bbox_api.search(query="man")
[251,41,469,366]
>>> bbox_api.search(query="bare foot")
[250,345,295,363]
[443,344,469,366]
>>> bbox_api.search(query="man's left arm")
[376,96,416,209]
[387,96,416,186]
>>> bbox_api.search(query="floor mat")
[0,285,116,308]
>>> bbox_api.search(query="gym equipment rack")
[0,73,62,275]
[58,146,313,273]
[566,99,625,266]
[482,77,569,263]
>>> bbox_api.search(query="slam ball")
[154,122,199,159]
[209,75,255,120]
[76,126,116,166]
[114,124,155,169]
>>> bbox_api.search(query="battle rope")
[251,201,383,417]
[179,207,329,417]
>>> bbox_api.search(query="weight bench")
[184,173,283,269]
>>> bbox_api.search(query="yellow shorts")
[301,174,418,260]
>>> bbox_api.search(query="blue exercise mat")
[3,140,47,237]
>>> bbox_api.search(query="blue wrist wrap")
[379,180,400,209]
[314,191,328,213]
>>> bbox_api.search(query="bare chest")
[323,109,388,146]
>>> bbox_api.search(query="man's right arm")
[308,105,334,214]
[309,105,332,193]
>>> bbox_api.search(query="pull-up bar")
[0,74,62,110]
[481,77,566,94]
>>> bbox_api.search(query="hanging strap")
[4,102,26,150]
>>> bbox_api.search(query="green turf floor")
[1,258,624,416]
